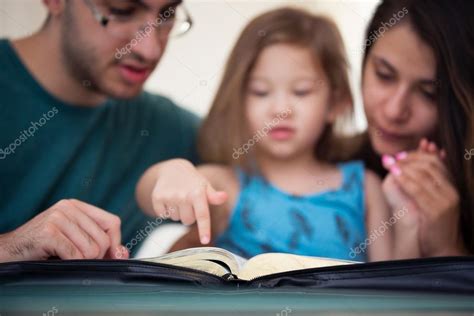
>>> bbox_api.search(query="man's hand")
[0,199,129,262]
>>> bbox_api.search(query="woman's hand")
[382,174,421,259]
[136,159,228,245]
[382,139,465,257]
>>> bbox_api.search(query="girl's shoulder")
[341,160,385,217]
[337,160,364,170]
[337,160,382,188]
[336,160,365,182]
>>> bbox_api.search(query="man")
[0,0,199,261]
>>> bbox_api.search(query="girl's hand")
[136,159,228,245]
[382,139,464,257]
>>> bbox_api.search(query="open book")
[141,247,358,281]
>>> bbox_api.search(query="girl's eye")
[293,89,312,97]
[249,89,269,97]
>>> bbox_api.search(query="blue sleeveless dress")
[215,161,367,261]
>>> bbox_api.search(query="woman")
[351,0,473,257]
[138,0,473,259]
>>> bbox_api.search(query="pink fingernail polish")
[395,151,408,160]
[390,165,401,176]
[382,155,396,168]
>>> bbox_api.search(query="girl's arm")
[136,159,233,244]
[135,159,228,244]
[364,170,395,261]
[169,165,239,252]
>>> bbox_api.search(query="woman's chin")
[371,137,408,157]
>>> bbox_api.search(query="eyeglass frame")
[83,0,193,38]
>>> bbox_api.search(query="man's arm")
[0,199,128,262]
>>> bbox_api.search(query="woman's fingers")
[419,138,428,151]
[390,164,434,211]
[396,150,450,179]
[397,162,438,195]
[428,141,438,154]
[391,158,459,218]
[385,139,462,257]
[440,149,447,160]
[399,159,449,192]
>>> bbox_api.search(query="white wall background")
[0,0,380,131]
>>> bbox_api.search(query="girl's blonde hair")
[198,7,353,169]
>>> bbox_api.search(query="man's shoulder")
[125,91,201,159]
[0,38,10,58]
[0,39,21,80]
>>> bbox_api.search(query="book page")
[159,259,231,276]
[238,253,358,281]
[141,247,247,276]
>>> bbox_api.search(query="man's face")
[60,0,181,99]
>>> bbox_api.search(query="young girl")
[136,8,392,262]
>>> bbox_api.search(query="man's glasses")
[84,0,193,40]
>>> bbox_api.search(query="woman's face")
[362,23,439,156]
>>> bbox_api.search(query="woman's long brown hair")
[362,0,474,253]
[197,7,353,171]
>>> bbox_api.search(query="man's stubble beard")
[60,6,133,100]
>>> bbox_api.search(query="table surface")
[1,283,474,315]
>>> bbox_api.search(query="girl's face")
[245,43,336,160]
[363,23,439,156]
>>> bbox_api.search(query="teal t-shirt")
[0,39,200,256]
